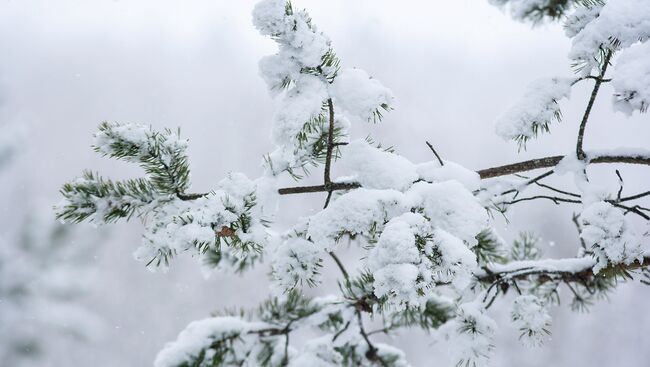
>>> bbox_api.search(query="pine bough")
[56,0,650,366]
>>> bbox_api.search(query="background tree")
[55,0,650,366]
[0,124,106,367]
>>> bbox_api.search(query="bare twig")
[426,141,444,166]
[620,190,650,202]
[615,170,624,202]
[571,213,588,252]
[534,181,581,198]
[501,195,582,205]
[323,98,335,186]
[329,252,350,282]
[576,50,613,160]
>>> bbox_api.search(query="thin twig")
[620,190,650,202]
[356,310,388,367]
[571,213,588,252]
[615,170,624,202]
[534,181,581,198]
[329,252,350,282]
[501,170,554,196]
[426,141,444,166]
[611,202,650,220]
[502,195,582,205]
[576,50,613,160]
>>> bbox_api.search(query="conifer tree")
[56,0,650,365]
[0,124,105,367]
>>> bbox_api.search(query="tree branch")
[426,141,444,166]
[323,98,335,186]
[278,154,650,195]
[576,50,613,160]
[477,255,650,286]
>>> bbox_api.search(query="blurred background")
[0,0,649,366]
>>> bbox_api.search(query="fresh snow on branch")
[612,41,650,115]
[569,0,650,73]
[510,295,551,347]
[57,123,268,272]
[253,0,393,176]
[495,77,573,149]
[580,201,644,273]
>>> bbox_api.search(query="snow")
[271,74,328,150]
[271,236,323,292]
[153,317,252,367]
[93,122,188,163]
[252,0,289,36]
[612,41,650,115]
[495,77,573,144]
[406,181,488,247]
[329,68,394,122]
[307,188,408,250]
[254,0,335,174]
[580,201,643,273]
[479,257,596,276]
[432,229,478,291]
[341,140,418,191]
[569,0,650,73]
[133,173,267,272]
[586,147,650,159]
[367,215,423,308]
[510,295,551,347]
[441,302,496,367]
[259,53,300,93]
[416,159,481,191]
[255,0,395,177]
[564,3,603,38]
[291,336,343,367]
[93,122,151,160]
[554,153,585,176]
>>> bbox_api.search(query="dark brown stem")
[278,154,650,195]
[329,252,350,281]
[356,309,388,367]
[478,256,650,286]
[426,141,444,166]
[278,182,361,195]
[576,50,613,160]
[324,99,335,185]
[176,192,207,201]
[477,154,650,179]
[322,98,337,209]
[501,195,582,205]
[620,190,650,202]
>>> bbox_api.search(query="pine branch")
[500,195,582,205]
[425,141,444,166]
[576,50,613,160]
[477,255,650,287]
[278,154,650,195]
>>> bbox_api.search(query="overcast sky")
[1,1,649,366]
